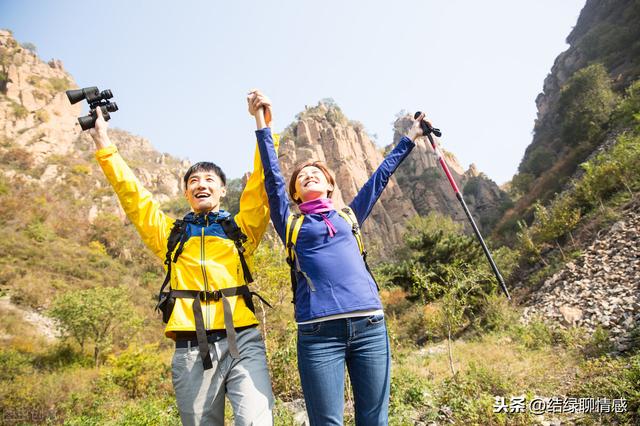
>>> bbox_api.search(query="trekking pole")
[414,112,511,300]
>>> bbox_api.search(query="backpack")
[155,214,270,370]
[285,206,378,304]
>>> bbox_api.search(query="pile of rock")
[522,206,640,351]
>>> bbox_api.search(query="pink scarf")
[299,198,337,237]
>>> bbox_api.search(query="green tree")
[435,268,476,375]
[221,177,244,217]
[388,213,483,302]
[557,63,617,147]
[50,286,142,366]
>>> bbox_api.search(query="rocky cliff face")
[498,0,640,233]
[275,103,509,252]
[391,114,510,232]
[0,30,189,221]
[277,102,417,249]
[536,0,640,121]
[0,28,507,254]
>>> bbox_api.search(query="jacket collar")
[184,209,230,225]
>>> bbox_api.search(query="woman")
[248,90,426,425]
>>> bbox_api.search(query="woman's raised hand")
[247,89,272,127]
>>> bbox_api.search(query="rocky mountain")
[0,29,190,223]
[276,102,417,249]
[497,0,640,233]
[391,114,510,232]
[276,102,509,251]
[0,28,507,261]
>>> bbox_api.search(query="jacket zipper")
[200,216,210,329]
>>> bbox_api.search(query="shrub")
[26,220,54,242]
[476,293,520,333]
[34,109,49,123]
[105,343,168,398]
[570,354,640,425]
[2,146,33,168]
[513,319,553,350]
[10,100,29,119]
[20,42,37,53]
[0,348,33,381]
[48,77,71,92]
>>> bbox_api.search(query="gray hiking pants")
[172,326,274,425]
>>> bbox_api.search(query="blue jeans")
[297,314,391,425]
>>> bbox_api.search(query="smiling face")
[289,162,335,204]
[184,170,227,214]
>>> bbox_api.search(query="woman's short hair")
[288,161,336,204]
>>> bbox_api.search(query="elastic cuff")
[95,144,118,160]
[401,135,415,146]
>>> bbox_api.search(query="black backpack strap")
[219,217,253,284]
[156,219,187,308]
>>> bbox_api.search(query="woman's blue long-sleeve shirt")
[256,128,415,322]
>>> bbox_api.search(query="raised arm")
[90,108,172,259]
[248,90,290,243]
[349,113,426,225]
[233,132,280,255]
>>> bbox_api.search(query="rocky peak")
[391,114,510,232]
[0,30,189,221]
[0,29,80,162]
[278,102,417,249]
[275,104,509,253]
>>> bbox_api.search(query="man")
[88,101,275,425]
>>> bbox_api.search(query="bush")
[570,354,640,425]
[10,101,28,119]
[476,293,520,333]
[50,286,142,366]
[266,322,301,400]
[34,109,49,123]
[0,348,33,381]
[105,344,168,398]
[48,77,71,92]
[513,319,553,350]
[435,363,525,425]
[389,366,432,424]
[581,326,614,358]
[2,146,33,168]
[26,220,55,242]
[20,42,37,53]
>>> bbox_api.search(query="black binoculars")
[66,86,119,130]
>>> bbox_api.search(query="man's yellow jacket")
[95,139,276,339]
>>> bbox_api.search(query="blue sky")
[1,0,585,184]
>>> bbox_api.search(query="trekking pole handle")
[414,111,442,137]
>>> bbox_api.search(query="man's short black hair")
[183,162,227,188]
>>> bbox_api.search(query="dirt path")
[0,296,58,341]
